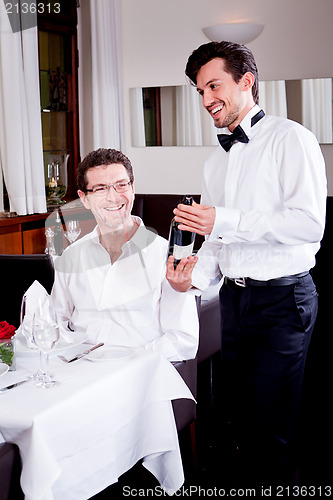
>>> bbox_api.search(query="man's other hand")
[166,255,198,292]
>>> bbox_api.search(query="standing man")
[166,41,327,485]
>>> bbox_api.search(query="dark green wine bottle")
[168,195,196,269]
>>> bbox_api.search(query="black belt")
[224,272,309,288]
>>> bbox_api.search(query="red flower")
[0,321,16,340]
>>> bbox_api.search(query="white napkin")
[18,280,73,346]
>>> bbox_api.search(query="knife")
[66,342,104,363]
[0,380,29,393]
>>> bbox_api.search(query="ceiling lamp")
[202,23,264,45]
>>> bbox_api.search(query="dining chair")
[170,296,201,470]
[172,357,198,470]
[172,358,197,430]
[0,254,55,328]
[197,296,221,364]
[0,443,23,499]
[197,289,222,412]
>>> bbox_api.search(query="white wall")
[120,0,333,195]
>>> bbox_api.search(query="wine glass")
[64,220,81,244]
[20,295,45,381]
[32,301,60,389]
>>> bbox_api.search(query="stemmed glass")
[64,220,81,244]
[33,302,60,389]
[20,295,45,381]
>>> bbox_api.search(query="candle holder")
[45,153,69,208]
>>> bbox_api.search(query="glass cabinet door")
[38,0,79,205]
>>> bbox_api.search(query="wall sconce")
[202,23,264,44]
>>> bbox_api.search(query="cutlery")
[0,380,29,393]
[57,343,104,363]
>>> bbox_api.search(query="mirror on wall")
[130,78,333,147]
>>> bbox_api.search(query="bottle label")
[173,242,194,260]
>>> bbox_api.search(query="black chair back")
[0,254,55,328]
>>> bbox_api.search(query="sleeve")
[191,239,223,291]
[205,127,327,246]
[144,279,199,361]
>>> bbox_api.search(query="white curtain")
[173,86,218,146]
[129,88,146,147]
[259,80,288,118]
[176,85,203,146]
[200,102,219,146]
[302,78,333,144]
[78,0,124,157]
[0,2,46,215]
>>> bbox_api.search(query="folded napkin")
[18,280,73,346]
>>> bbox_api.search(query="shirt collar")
[122,216,158,254]
[239,104,263,136]
[90,216,158,255]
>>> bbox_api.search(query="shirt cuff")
[191,266,212,292]
[208,206,240,242]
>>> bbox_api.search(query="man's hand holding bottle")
[166,254,198,292]
[173,200,216,236]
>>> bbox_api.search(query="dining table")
[0,339,195,500]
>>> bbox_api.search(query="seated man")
[51,148,198,361]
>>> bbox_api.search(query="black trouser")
[219,273,318,486]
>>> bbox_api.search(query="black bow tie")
[217,109,265,152]
[218,125,249,152]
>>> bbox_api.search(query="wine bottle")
[168,195,196,269]
[53,210,64,255]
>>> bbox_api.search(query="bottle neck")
[181,195,193,206]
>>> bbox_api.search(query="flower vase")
[0,335,16,371]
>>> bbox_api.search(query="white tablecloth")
[0,345,195,500]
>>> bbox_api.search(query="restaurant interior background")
[0,0,332,493]
[1,0,332,234]
[112,0,333,196]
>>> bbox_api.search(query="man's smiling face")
[78,163,135,232]
[196,57,252,131]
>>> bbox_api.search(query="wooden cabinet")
[0,206,95,255]
[0,224,22,254]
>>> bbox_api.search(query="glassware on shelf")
[45,227,56,256]
[53,210,64,255]
[44,153,69,208]
[64,220,81,244]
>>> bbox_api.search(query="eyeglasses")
[85,181,132,197]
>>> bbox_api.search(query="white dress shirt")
[192,105,327,289]
[52,217,199,361]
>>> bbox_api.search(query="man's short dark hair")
[185,41,259,105]
[77,148,134,192]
